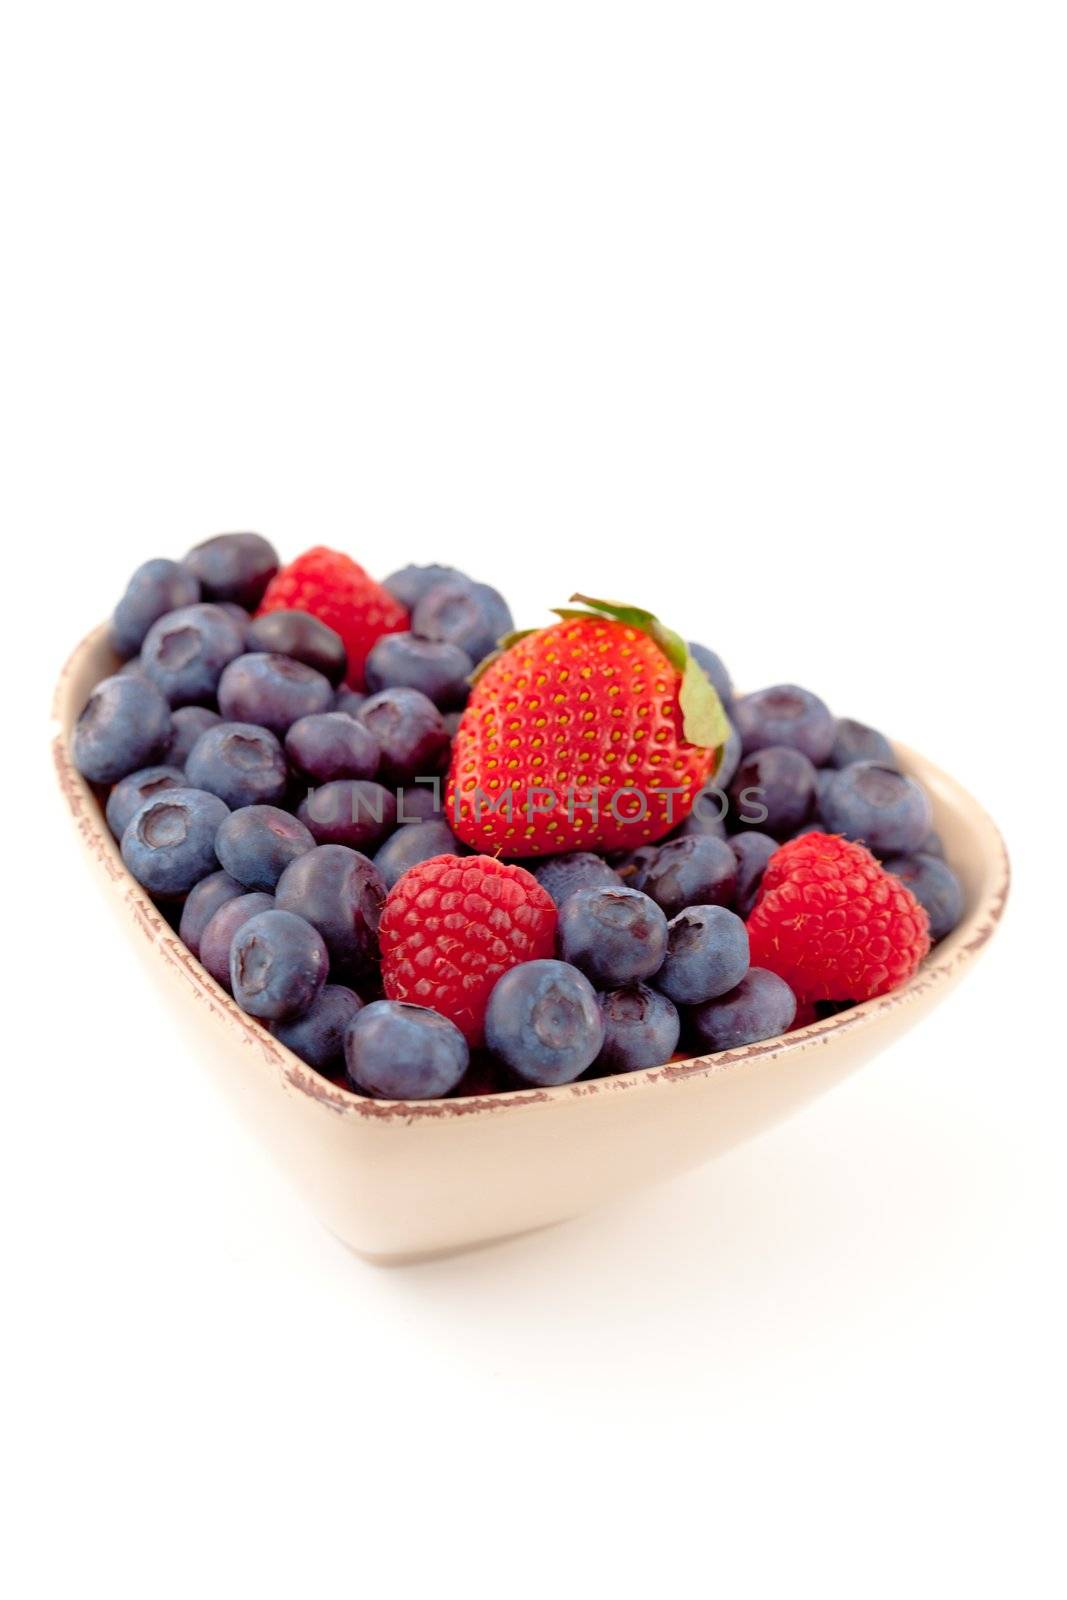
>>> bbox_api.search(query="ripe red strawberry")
[446,596,730,857]
[747,832,931,1003]
[256,546,408,689]
[379,854,557,1045]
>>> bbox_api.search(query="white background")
[3,3,1065,1596]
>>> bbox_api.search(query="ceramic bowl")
[54,626,1010,1262]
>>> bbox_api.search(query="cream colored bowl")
[54,627,1010,1262]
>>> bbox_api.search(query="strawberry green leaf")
[568,594,658,625]
[679,655,730,750]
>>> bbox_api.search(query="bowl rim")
[54,625,1011,1125]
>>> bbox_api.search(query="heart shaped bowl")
[54,626,1010,1262]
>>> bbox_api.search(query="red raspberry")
[256,546,408,689]
[379,854,557,1045]
[747,832,931,1004]
[790,999,818,1031]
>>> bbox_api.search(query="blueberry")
[814,766,836,813]
[532,852,621,908]
[558,886,668,988]
[185,721,289,809]
[596,984,680,1072]
[868,825,945,863]
[728,830,779,916]
[72,673,172,784]
[372,820,461,889]
[215,805,316,891]
[121,787,230,897]
[688,641,733,709]
[657,904,750,1005]
[183,532,279,609]
[674,786,728,841]
[819,761,933,856]
[451,1054,507,1098]
[230,909,328,1021]
[271,985,364,1076]
[110,558,201,658]
[297,780,397,850]
[639,834,738,919]
[734,684,835,764]
[884,853,964,941]
[613,843,660,887]
[245,610,347,685]
[200,891,275,989]
[106,764,187,837]
[729,746,816,839]
[829,717,896,769]
[396,782,445,822]
[332,687,367,717]
[688,968,797,1052]
[274,844,386,976]
[364,632,473,709]
[357,688,449,782]
[715,720,742,790]
[382,563,467,611]
[141,603,245,706]
[215,602,253,639]
[344,999,470,1099]
[166,706,221,768]
[484,959,604,1086]
[218,652,334,737]
[442,710,464,738]
[283,712,380,784]
[411,578,513,666]
[178,869,245,956]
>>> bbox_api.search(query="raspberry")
[746,832,931,1004]
[790,999,818,1030]
[256,546,408,690]
[378,854,557,1044]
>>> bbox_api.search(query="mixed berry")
[71,532,965,1099]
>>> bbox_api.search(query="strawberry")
[446,596,730,856]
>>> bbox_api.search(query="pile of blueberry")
[70,533,963,1099]
[498,680,964,1084]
